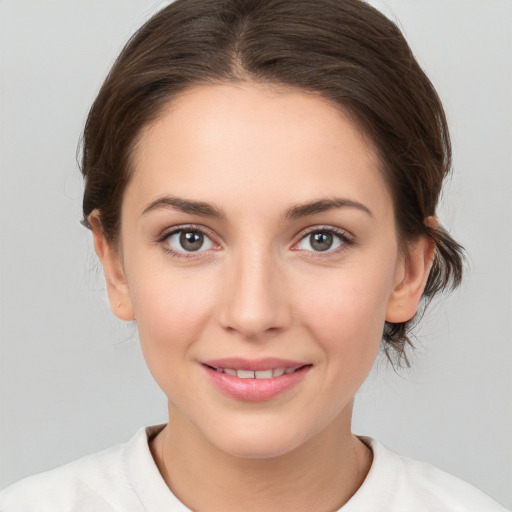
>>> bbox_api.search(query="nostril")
[216,264,293,338]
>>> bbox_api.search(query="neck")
[150,402,372,512]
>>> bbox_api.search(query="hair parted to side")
[80,0,464,365]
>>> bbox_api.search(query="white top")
[0,425,507,511]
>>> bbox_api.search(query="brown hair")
[80,0,464,364]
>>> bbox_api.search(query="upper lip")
[202,357,309,371]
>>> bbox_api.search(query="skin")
[92,82,434,511]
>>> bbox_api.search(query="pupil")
[311,232,333,251]
[180,230,203,251]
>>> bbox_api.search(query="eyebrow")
[141,195,372,220]
[142,196,226,219]
[284,197,373,219]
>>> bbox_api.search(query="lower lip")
[203,365,311,402]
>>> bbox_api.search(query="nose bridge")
[218,241,290,338]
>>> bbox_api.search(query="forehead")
[128,82,391,219]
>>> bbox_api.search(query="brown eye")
[180,230,204,251]
[296,229,347,253]
[166,229,214,253]
[310,232,333,251]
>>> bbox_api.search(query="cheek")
[130,256,217,326]
[126,264,218,385]
[296,261,395,359]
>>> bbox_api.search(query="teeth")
[217,367,299,378]
[254,369,273,379]
[237,370,255,379]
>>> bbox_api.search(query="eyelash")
[293,225,354,256]
[157,224,354,260]
[157,224,219,260]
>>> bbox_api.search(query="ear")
[89,212,135,321]
[385,217,437,323]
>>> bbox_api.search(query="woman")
[0,0,508,510]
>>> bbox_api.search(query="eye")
[296,228,349,253]
[165,228,215,253]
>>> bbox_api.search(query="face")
[96,83,430,458]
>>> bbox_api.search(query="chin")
[218,436,300,460]
[204,418,316,460]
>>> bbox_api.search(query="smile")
[202,359,312,401]
[212,367,301,379]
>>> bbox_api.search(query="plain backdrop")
[0,0,511,508]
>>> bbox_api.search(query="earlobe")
[386,220,437,324]
[89,212,135,322]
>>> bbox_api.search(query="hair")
[80,0,464,365]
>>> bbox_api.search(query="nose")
[217,247,292,340]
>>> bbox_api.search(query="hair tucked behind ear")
[80,0,465,366]
[383,223,464,366]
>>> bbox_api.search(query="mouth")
[204,365,307,379]
[201,358,312,401]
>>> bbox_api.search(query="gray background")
[1,0,511,508]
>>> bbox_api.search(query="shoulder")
[343,437,508,512]
[384,446,507,511]
[0,428,150,512]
